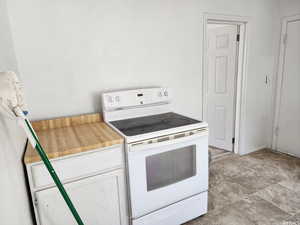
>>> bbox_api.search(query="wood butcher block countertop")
[24,113,123,164]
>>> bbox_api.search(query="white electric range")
[102,87,208,225]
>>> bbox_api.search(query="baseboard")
[239,145,268,156]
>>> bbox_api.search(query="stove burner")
[111,112,201,136]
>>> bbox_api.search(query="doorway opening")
[203,14,249,155]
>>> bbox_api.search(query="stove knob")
[164,91,168,96]
[107,96,113,103]
[115,96,120,102]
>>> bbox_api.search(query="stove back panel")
[102,88,172,122]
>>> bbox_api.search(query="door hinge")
[232,137,235,144]
[283,33,288,45]
[236,34,240,42]
[34,198,38,206]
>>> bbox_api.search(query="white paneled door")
[207,24,238,151]
[276,19,300,157]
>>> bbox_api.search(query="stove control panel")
[102,87,171,111]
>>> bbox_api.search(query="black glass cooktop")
[111,112,201,136]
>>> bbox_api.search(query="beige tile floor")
[209,146,232,161]
[185,149,300,225]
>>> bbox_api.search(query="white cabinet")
[35,170,127,225]
[26,145,128,225]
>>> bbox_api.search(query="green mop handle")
[18,113,84,225]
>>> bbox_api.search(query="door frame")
[202,13,250,154]
[272,14,300,151]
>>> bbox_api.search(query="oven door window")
[146,145,196,191]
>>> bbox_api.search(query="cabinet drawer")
[30,145,123,189]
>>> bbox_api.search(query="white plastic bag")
[0,71,27,119]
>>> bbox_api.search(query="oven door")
[127,130,208,219]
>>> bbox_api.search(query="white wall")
[279,0,300,17]
[0,0,33,225]
[6,0,280,155]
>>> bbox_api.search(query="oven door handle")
[127,130,208,153]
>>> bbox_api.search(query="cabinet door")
[35,169,128,225]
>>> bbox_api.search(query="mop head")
[0,71,28,119]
